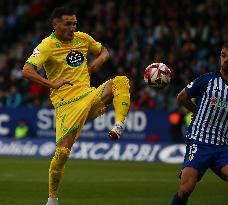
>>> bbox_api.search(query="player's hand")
[52,78,73,89]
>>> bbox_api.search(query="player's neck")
[53,31,71,43]
[55,34,65,42]
[220,69,228,81]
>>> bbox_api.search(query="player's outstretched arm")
[22,63,73,89]
[88,47,109,73]
[177,89,196,113]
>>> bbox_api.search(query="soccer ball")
[144,63,172,88]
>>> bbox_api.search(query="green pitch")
[0,157,226,205]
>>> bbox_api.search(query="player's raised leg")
[171,167,198,205]
[100,76,130,139]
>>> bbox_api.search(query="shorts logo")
[31,48,40,57]
[189,144,197,161]
[122,102,129,106]
[60,114,68,135]
[66,50,84,67]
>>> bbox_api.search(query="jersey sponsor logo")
[66,50,84,67]
[218,99,228,109]
[210,97,228,109]
[31,48,40,57]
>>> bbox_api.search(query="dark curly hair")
[50,7,76,21]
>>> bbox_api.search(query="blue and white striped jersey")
[185,72,228,145]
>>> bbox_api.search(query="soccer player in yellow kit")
[22,7,130,205]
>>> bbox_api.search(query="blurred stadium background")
[0,0,227,205]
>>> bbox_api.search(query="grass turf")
[0,157,227,205]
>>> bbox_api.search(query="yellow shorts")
[55,80,110,144]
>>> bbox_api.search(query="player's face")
[220,47,228,71]
[54,15,77,41]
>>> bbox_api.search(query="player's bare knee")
[100,80,114,105]
[105,80,113,94]
[224,176,228,181]
[221,174,228,181]
[220,165,228,181]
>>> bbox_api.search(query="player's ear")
[52,18,59,30]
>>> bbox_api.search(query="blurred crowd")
[0,0,227,110]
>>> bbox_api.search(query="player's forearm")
[179,99,196,113]
[99,47,109,63]
[88,47,109,73]
[177,90,196,113]
[22,65,53,88]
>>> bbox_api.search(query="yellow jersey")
[26,31,102,106]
